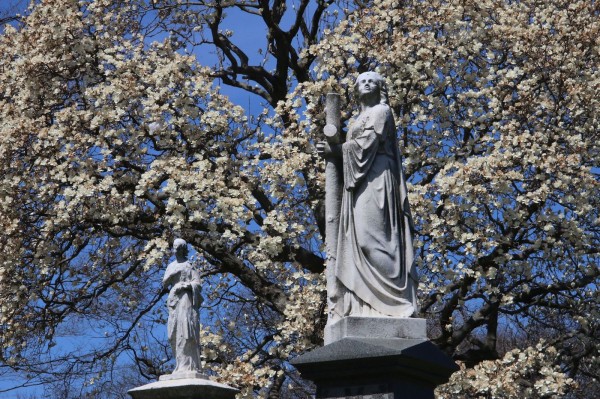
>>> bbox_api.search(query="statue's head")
[355,71,388,105]
[173,238,188,258]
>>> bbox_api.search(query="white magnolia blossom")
[437,342,576,398]
[0,0,598,397]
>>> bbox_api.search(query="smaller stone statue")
[129,240,239,396]
[163,238,203,374]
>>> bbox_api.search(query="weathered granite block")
[158,371,208,381]
[326,317,427,344]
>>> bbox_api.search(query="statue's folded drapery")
[334,104,417,318]
[164,259,202,373]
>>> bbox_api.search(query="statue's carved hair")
[355,71,389,105]
[173,238,187,254]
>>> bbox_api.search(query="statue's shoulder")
[370,103,392,120]
[166,260,177,271]
[369,104,393,134]
[165,261,189,276]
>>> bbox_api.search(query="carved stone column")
[323,92,344,343]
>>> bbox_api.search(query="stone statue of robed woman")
[293,74,453,399]
[129,241,240,395]
[163,238,203,375]
[317,72,418,325]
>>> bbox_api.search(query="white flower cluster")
[0,0,598,396]
[437,341,576,398]
[278,0,599,393]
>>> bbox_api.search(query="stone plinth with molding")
[293,317,458,399]
[127,372,238,399]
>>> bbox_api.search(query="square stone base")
[128,377,238,399]
[159,371,208,381]
[325,317,427,344]
[291,338,458,399]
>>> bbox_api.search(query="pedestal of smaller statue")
[293,317,458,399]
[127,372,239,399]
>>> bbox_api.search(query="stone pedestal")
[128,373,238,399]
[325,316,427,344]
[293,318,458,399]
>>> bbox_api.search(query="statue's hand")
[173,282,190,293]
[316,141,332,157]
[317,140,342,159]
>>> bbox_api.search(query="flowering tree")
[0,0,598,398]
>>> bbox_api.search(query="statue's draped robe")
[333,104,417,318]
[163,261,202,372]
